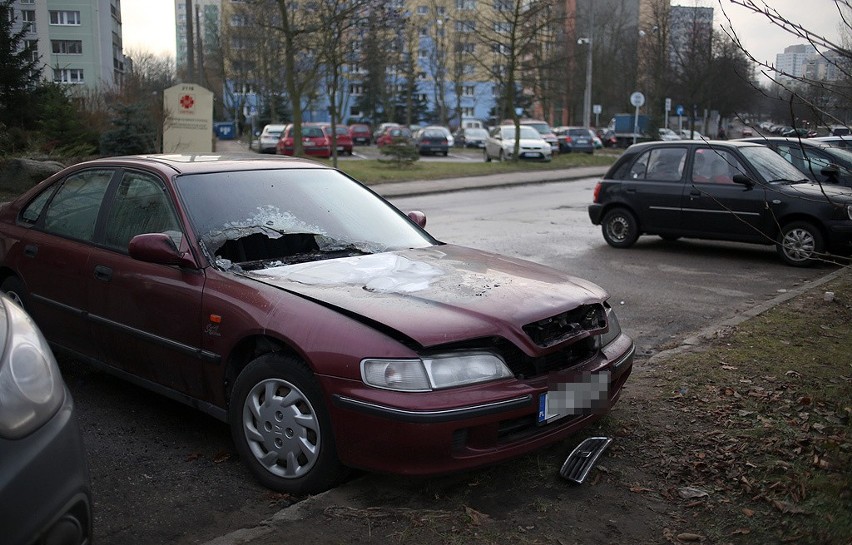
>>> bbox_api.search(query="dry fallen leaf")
[464,506,491,526]
[676,532,703,542]
[742,507,755,517]
[213,451,231,464]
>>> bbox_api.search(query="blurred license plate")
[537,372,610,424]
[521,152,541,158]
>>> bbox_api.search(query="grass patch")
[323,150,619,185]
[633,269,852,544]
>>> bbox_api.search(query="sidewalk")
[213,137,609,198]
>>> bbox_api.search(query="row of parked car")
[256,118,609,159]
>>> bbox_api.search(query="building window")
[23,39,38,62]
[20,0,35,4]
[49,10,81,25]
[456,0,475,9]
[54,68,84,84]
[463,85,475,97]
[417,5,427,14]
[20,9,35,32]
[455,20,475,32]
[52,40,83,54]
[462,107,475,117]
[493,0,511,10]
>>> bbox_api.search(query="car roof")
[262,124,287,132]
[735,136,832,148]
[73,154,329,176]
[623,140,764,152]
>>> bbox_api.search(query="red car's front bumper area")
[325,334,634,476]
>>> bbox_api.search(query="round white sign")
[630,92,645,107]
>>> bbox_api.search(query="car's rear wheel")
[229,353,346,494]
[776,221,824,267]
[484,149,491,162]
[498,150,505,162]
[1,276,29,309]
[601,208,640,248]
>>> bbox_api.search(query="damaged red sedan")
[0,155,633,494]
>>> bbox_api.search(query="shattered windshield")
[174,168,436,271]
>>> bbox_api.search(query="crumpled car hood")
[246,245,607,350]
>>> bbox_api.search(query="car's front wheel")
[1,276,29,309]
[229,353,346,495]
[601,208,640,248]
[484,149,491,162]
[776,221,824,267]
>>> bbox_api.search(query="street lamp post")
[579,4,594,129]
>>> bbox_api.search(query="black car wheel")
[776,221,824,267]
[229,353,346,494]
[1,276,29,309]
[498,150,506,162]
[485,149,491,162]
[601,208,640,248]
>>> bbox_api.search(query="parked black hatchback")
[588,141,852,266]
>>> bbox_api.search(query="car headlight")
[361,352,514,391]
[593,306,623,350]
[0,297,65,439]
[847,204,852,220]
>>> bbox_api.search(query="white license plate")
[521,152,541,158]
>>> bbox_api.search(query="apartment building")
[10,0,126,90]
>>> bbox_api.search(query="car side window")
[41,169,114,241]
[632,148,686,181]
[692,148,745,184]
[103,171,182,252]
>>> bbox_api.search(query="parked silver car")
[0,293,92,545]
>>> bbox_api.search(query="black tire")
[601,208,640,248]
[498,150,505,162]
[659,234,680,242]
[229,353,346,494]
[776,221,824,267]
[485,149,491,162]
[442,151,448,156]
[1,276,29,310]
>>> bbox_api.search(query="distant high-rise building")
[668,4,713,70]
[776,44,818,79]
[174,0,221,74]
[10,0,127,90]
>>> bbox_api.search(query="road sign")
[676,104,685,116]
[593,104,602,114]
[630,92,645,108]
[665,97,672,112]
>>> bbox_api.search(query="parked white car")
[658,128,681,141]
[258,124,287,154]
[678,129,706,140]
[485,125,552,162]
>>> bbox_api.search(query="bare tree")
[471,0,558,160]
[316,0,370,167]
[718,0,852,131]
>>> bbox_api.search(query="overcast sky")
[121,0,842,69]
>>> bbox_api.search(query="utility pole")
[185,0,195,83]
[581,1,594,129]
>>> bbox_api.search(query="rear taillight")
[592,181,602,203]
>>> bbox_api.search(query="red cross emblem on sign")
[179,95,195,110]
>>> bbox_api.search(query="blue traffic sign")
[675,104,685,116]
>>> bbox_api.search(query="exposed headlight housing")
[847,204,852,221]
[593,305,623,350]
[361,352,514,392]
[0,296,65,439]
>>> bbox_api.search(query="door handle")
[24,244,38,258]
[93,265,113,282]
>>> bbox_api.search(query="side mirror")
[821,164,840,182]
[407,210,427,228]
[732,174,755,189]
[129,233,197,269]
